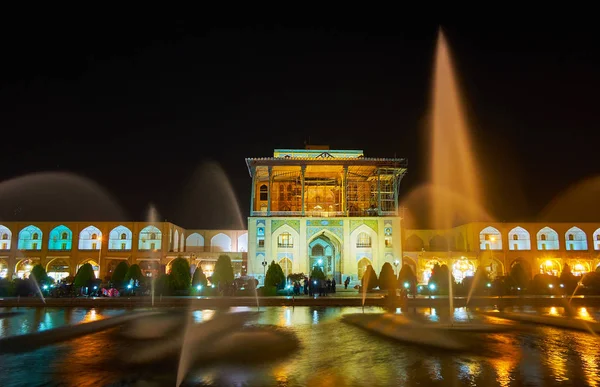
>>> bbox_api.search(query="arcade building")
[1,146,600,285]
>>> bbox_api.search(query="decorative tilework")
[307,219,343,227]
[350,219,378,234]
[307,226,344,242]
[271,219,300,234]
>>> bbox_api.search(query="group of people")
[289,277,337,296]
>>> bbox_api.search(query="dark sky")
[1,18,598,228]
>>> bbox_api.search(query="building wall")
[403,222,600,284]
[248,216,402,284]
[0,222,247,280]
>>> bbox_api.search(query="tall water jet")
[177,161,245,230]
[430,28,483,229]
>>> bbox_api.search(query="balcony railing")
[277,243,294,248]
[47,249,72,252]
[108,249,132,252]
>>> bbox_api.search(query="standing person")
[332,278,336,293]
[344,276,350,289]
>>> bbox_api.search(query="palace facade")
[0,222,247,281]
[246,146,408,284]
[2,146,599,285]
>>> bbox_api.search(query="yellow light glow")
[549,307,558,316]
[545,260,553,267]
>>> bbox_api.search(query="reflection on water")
[0,306,600,386]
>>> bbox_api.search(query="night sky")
[1,18,598,229]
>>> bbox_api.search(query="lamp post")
[393,259,400,277]
[261,259,268,285]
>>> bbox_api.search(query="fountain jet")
[430,28,483,229]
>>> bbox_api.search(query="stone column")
[267,166,272,216]
[301,165,306,216]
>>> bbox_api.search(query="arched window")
[121,233,126,240]
[259,185,268,201]
[312,245,324,256]
[356,232,371,248]
[91,233,98,240]
[150,233,157,239]
[61,232,68,239]
[568,234,574,241]
[541,234,547,241]
[32,233,39,240]
[277,232,293,248]
[513,234,518,240]
[1,234,7,240]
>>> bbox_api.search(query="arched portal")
[0,258,8,278]
[15,258,40,279]
[46,258,70,282]
[308,231,342,282]
[357,257,372,280]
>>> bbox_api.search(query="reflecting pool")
[1,306,600,386]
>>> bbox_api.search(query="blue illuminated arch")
[48,225,72,250]
[18,225,43,250]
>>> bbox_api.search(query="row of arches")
[0,224,163,251]
[405,226,600,252]
[0,224,248,253]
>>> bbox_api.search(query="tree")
[74,263,96,287]
[169,257,191,291]
[361,265,378,290]
[29,264,49,285]
[378,262,397,290]
[212,255,234,286]
[310,266,326,281]
[125,264,143,283]
[397,264,417,290]
[510,263,530,289]
[428,264,453,294]
[265,260,286,289]
[111,261,129,287]
[192,266,208,287]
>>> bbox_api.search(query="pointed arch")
[211,233,232,252]
[173,229,180,252]
[139,225,162,250]
[46,258,70,281]
[18,225,43,250]
[565,226,587,250]
[404,234,424,251]
[594,228,600,251]
[479,226,502,250]
[0,225,12,250]
[237,233,248,252]
[109,225,132,250]
[429,234,448,251]
[508,226,531,250]
[186,233,205,251]
[536,226,559,250]
[357,257,372,280]
[78,225,102,250]
[48,225,73,250]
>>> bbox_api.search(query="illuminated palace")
[0,222,247,281]
[246,146,408,284]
